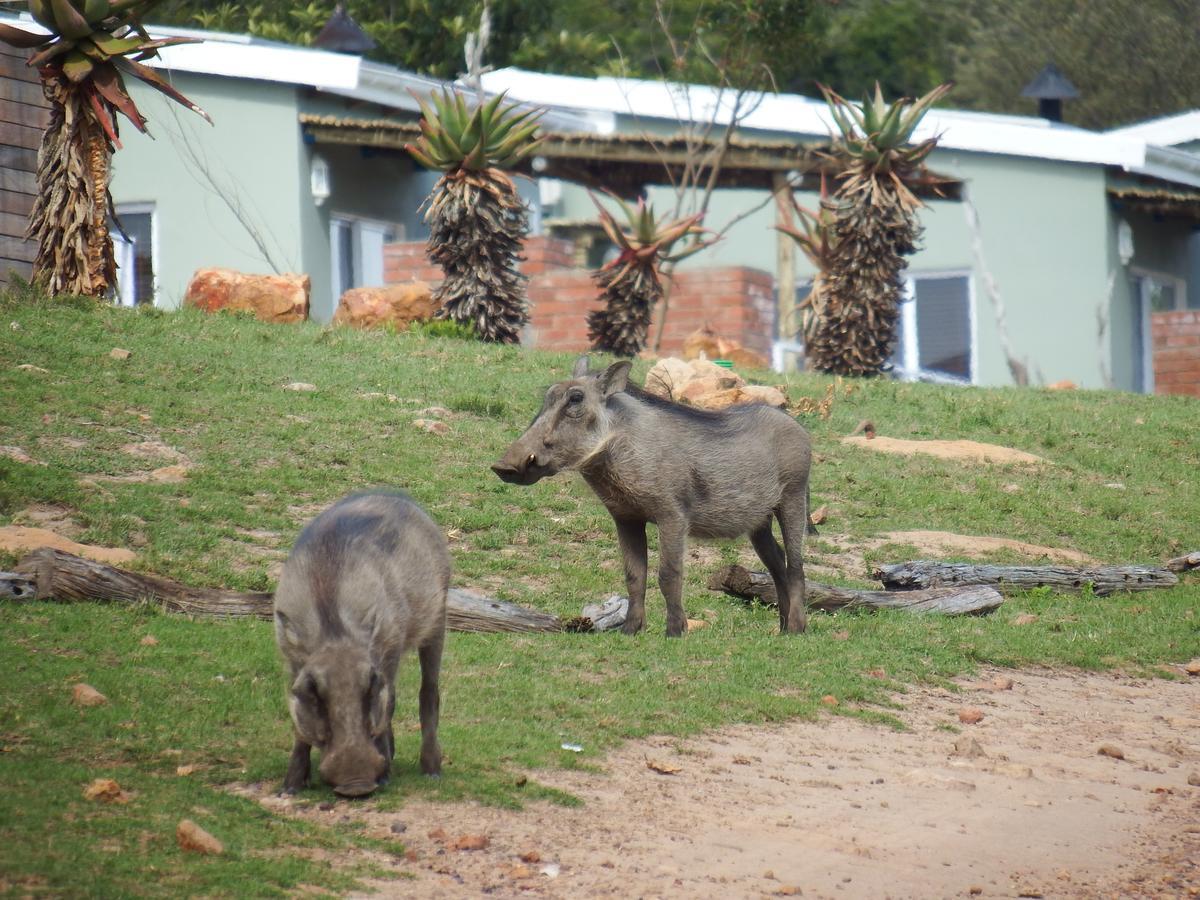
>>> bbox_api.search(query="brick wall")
[383,236,776,358]
[1152,310,1200,397]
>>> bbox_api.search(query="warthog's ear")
[572,354,590,378]
[598,360,632,397]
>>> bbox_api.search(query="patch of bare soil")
[878,531,1096,566]
[842,435,1047,466]
[10,503,84,540]
[0,526,135,565]
[237,668,1198,899]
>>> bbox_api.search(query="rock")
[140,635,158,646]
[991,676,1014,691]
[1012,613,1039,626]
[390,822,407,834]
[1187,771,1200,787]
[175,765,197,776]
[109,347,132,360]
[518,850,541,864]
[1097,744,1125,760]
[968,886,983,896]
[72,683,108,707]
[83,778,130,803]
[647,759,682,775]
[16,363,49,374]
[1185,659,1200,676]
[644,356,785,411]
[283,382,317,392]
[681,325,770,370]
[952,736,988,759]
[184,268,309,323]
[448,834,489,851]
[686,618,709,631]
[333,282,437,331]
[1046,380,1077,391]
[821,695,839,707]
[412,418,449,436]
[176,819,223,855]
[958,707,984,725]
[808,505,828,526]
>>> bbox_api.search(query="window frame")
[112,202,157,308]
[894,269,977,385]
[329,212,399,301]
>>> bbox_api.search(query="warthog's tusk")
[527,454,536,465]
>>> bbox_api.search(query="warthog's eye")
[566,389,585,405]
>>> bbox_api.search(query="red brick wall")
[1152,310,1200,397]
[383,237,776,359]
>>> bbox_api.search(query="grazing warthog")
[492,357,811,637]
[273,491,448,797]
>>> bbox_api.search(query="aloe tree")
[405,88,542,344]
[587,193,710,357]
[805,82,951,376]
[0,1,209,298]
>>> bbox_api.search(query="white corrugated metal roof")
[1108,111,1200,147]
[480,68,1200,188]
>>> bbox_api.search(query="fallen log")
[1166,551,1200,573]
[10,548,562,634]
[873,560,1178,596]
[708,565,1004,616]
[1,570,36,601]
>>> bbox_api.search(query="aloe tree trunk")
[30,73,116,298]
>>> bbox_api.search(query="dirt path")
[240,668,1199,899]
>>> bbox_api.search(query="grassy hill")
[2,297,1197,896]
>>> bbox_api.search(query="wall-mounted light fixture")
[311,154,331,206]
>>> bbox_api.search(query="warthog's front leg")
[418,636,443,776]
[615,517,648,635]
[282,738,312,794]
[656,518,688,638]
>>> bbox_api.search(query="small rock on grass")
[821,695,839,707]
[140,635,159,646]
[283,382,317,392]
[176,819,223,855]
[958,707,984,725]
[72,683,108,707]
[412,418,449,436]
[1012,614,1039,626]
[1185,659,1200,676]
[83,778,130,803]
[1097,744,1125,760]
[449,834,489,851]
[109,348,132,360]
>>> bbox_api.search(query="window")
[112,204,155,306]
[331,215,397,300]
[893,273,974,383]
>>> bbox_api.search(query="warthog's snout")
[332,779,379,798]
[491,451,552,485]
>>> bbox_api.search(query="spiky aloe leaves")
[803,83,952,377]
[0,0,209,146]
[587,193,712,357]
[407,90,545,344]
[405,88,543,173]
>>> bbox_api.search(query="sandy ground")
[237,666,1200,900]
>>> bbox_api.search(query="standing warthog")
[273,491,448,797]
[492,357,812,637]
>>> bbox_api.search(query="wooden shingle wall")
[0,45,49,286]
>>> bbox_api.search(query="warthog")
[492,357,811,637]
[273,491,448,796]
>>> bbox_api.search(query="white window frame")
[893,270,977,385]
[112,202,157,307]
[330,213,398,301]
[1130,267,1187,394]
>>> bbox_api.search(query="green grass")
[1,299,1198,896]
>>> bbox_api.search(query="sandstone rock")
[184,267,309,323]
[821,695,839,707]
[83,778,130,803]
[333,282,437,331]
[448,833,489,851]
[283,382,317,392]
[958,707,984,725]
[1097,744,1125,760]
[176,819,223,855]
[681,325,770,370]
[109,347,131,360]
[1186,659,1200,676]
[72,683,108,707]
[644,357,786,411]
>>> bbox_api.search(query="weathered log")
[1,570,36,601]
[10,548,562,634]
[1166,551,1200,573]
[873,560,1178,596]
[708,565,1004,616]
